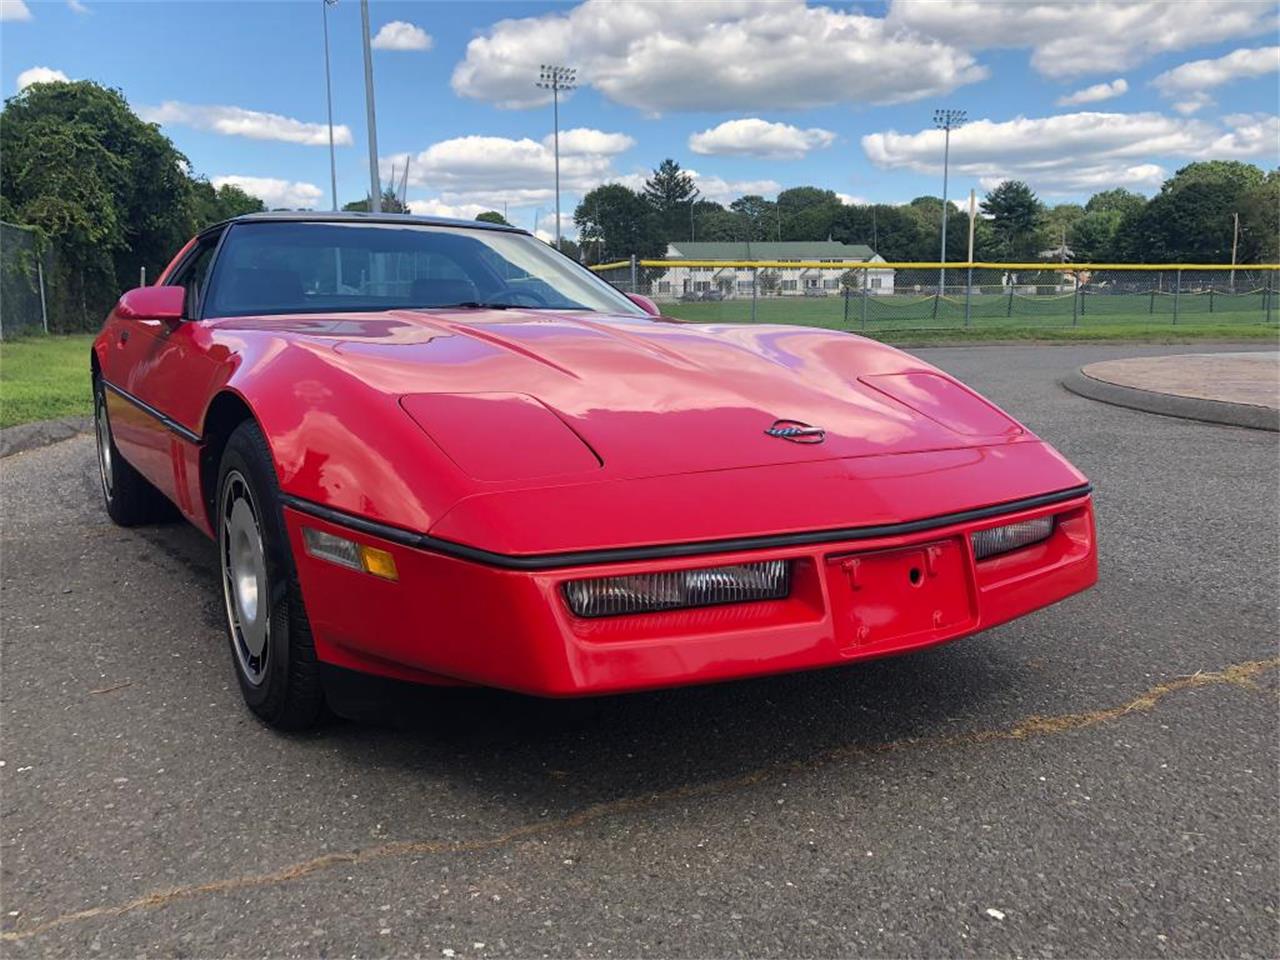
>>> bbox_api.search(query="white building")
[652,241,895,300]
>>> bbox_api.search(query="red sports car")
[92,213,1097,729]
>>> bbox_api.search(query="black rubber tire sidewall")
[216,420,324,730]
[94,378,163,527]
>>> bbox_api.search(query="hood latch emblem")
[765,419,826,444]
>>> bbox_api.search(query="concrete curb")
[1062,369,1279,432]
[0,416,93,458]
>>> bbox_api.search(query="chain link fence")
[0,221,51,340]
[592,260,1279,332]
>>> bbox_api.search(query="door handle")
[119,329,130,344]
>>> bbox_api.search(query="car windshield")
[202,220,645,319]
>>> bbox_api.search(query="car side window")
[166,236,220,318]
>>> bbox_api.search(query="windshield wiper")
[441,301,573,311]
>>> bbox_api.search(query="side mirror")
[116,285,185,322]
[625,292,661,316]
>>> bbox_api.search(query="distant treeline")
[573,157,1279,267]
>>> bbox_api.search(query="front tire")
[216,420,325,730]
[93,377,167,526]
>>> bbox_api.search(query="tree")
[1,80,195,329]
[690,199,742,241]
[553,237,581,260]
[776,186,842,241]
[643,158,699,242]
[1068,211,1123,262]
[831,204,936,261]
[1238,170,1280,264]
[981,181,1045,261]
[1085,188,1146,219]
[475,210,509,225]
[729,195,778,242]
[1110,161,1270,263]
[573,183,665,265]
[191,180,265,229]
[342,188,408,213]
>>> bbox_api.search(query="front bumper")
[283,490,1097,697]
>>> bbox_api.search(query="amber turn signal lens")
[357,545,399,581]
[303,527,399,581]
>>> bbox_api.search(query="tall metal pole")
[536,65,577,250]
[940,125,950,290]
[322,0,339,211]
[359,0,380,212]
[552,85,560,247]
[933,108,966,296]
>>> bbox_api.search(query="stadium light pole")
[359,0,381,213]
[322,0,340,211]
[536,65,577,249]
[933,108,966,293]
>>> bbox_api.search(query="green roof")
[666,241,876,260]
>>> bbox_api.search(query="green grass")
[663,290,1277,332]
[0,335,95,429]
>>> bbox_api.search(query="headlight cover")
[971,516,1054,561]
[564,560,791,618]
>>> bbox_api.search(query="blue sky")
[3,0,1277,238]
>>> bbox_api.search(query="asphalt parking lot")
[2,343,1277,958]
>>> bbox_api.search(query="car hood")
[263,307,1036,481]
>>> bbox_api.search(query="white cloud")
[689,118,837,159]
[0,1,31,22]
[371,21,433,51]
[452,0,985,113]
[890,1,1276,78]
[383,129,631,206]
[537,211,576,236]
[212,176,322,210]
[67,0,89,13]
[138,101,353,147]
[406,198,493,220]
[1153,46,1280,98]
[861,110,1270,195]
[1056,78,1128,106]
[16,66,69,90]
[1198,113,1280,160]
[547,128,635,156]
[836,193,870,206]
[688,171,781,204]
[1171,93,1214,116]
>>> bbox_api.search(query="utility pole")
[322,0,339,211]
[359,0,380,212]
[320,0,340,211]
[536,65,577,249]
[1230,211,1239,292]
[933,108,966,294]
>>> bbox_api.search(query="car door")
[116,232,225,518]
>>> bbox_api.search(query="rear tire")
[93,377,168,526]
[216,419,325,730]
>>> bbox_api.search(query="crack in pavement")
[3,656,1276,943]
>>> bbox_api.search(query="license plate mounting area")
[827,537,977,651]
